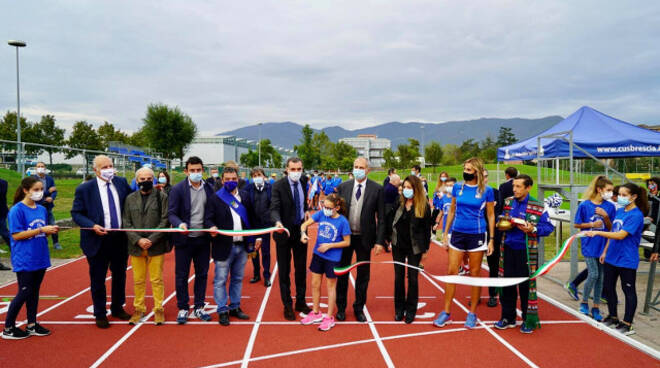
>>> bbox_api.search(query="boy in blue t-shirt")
[300,194,351,331]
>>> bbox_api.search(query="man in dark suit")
[335,157,385,322]
[270,157,311,320]
[71,155,132,328]
[244,167,273,286]
[487,166,518,307]
[168,156,215,325]
[0,178,12,270]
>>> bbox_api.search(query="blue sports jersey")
[441,195,453,233]
[451,183,494,234]
[575,199,616,258]
[311,211,351,262]
[8,202,51,272]
[432,191,443,210]
[605,207,644,269]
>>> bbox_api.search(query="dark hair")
[613,185,620,196]
[388,168,396,175]
[514,174,533,187]
[185,156,204,169]
[159,170,170,185]
[620,182,649,214]
[446,177,457,183]
[13,176,40,205]
[646,177,660,188]
[251,167,265,177]
[324,193,347,216]
[412,164,421,172]
[222,166,238,178]
[505,167,519,179]
[286,157,302,168]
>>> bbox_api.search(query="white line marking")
[240,263,279,368]
[375,296,436,299]
[349,272,395,367]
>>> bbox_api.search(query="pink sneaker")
[318,316,335,331]
[301,311,324,325]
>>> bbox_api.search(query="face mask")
[440,177,447,182]
[100,168,115,181]
[403,188,414,199]
[617,196,631,207]
[30,191,44,202]
[601,191,613,201]
[189,172,203,183]
[212,172,219,178]
[445,186,453,194]
[253,176,264,186]
[224,180,238,192]
[323,208,334,217]
[650,183,657,191]
[353,168,366,180]
[288,171,302,182]
[158,177,167,184]
[138,180,153,192]
[36,167,46,174]
[411,170,416,176]
[463,172,475,182]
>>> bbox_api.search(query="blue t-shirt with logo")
[605,207,644,269]
[451,183,494,234]
[311,211,351,262]
[8,202,51,272]
[441,195,453,233]
[575,199,617,258]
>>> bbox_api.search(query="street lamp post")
[8,40,26,178]
[258,122,262,167]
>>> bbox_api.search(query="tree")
[496,126,517,147]
[442,144,461,165]
[240,150,259,168]
[396,138,421,169]
[66,121,103,159]
[383,148,399,169]
[478,135,498,163]
[97,121,130,149]
[330,141,357,171]
[0,111,40,155]
[241,139,283,168]
[424,142,443,172]
[459,138,480,162]
[141,103,197,163]
[294,124,320,169]
[33,115,66,165]
[128,127,148,147]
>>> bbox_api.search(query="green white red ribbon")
[76,226,290,238]
[334,232,583,287]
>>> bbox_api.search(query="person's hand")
[209,226,218,238]
[487,239,494,256]
[41,225,58,235]
[255,238,262,251]
[374,244,385,255]
[595,207,608,218]
[433,223,438,231]
[317,243,330,253]
[275,221,284,229]
[592,220,604,229]
[584,231,596,237]
[137,238,152,249]
[599,253,606,264]
[179,223,189,234]
[517,221,535,234]
[44,197,53,203]
[650,253,659,263]
[442,234,449,248]
[301,232,309,244]
[92,224,108,236]
[421,251,429,263]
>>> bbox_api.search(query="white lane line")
[348,272,395,368]
[0,256,86,289]
[420,271,540,368]
[240,263,279,368]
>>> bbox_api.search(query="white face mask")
[323,208,334,217]
[601,191,613,201]
[36,167,46,174]
[288,171,302,182]
[30,191,44,202]
[100,168,115,181]
[253,176,264,186]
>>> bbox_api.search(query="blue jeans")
[213,244,248,313]
[583,257,603,304]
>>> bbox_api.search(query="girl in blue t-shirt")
[300,194,351,331]
[433,177,456,241]
[584,182,648,336]
[2,177,59,340]
[573,176,616,321]
[435,158,495,330]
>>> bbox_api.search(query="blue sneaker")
[565,283,579,301]
[433,312,451,328]
[53,242,63,250]
[591,307,603,322]
[579,303,589,315]
[520,324,534,334]
[194,308,212,321]
[494,318,516,330]
[177,309,189,324]
[464,313,477,329]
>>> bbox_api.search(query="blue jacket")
[33,174,57,210]
[0,178,8,219]
[71,176,132,257]
[503,194,554,250]
[167,178,216,247]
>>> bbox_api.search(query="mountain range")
[217,116,565,149]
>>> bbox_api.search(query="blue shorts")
[309,253,338,278]
[448,231,487,252]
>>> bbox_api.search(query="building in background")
[339,134,391,168]
[184,135,294,167]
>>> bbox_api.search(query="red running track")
[0,230,658,367]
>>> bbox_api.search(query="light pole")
[258,122,262,167]
[8,40,26,178]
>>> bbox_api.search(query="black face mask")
[463,172,475,182]
[138,180,153,192]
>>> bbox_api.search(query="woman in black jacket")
[389,175,432,323]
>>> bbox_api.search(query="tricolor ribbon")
[334,232,583,287]
[67,226,290,238]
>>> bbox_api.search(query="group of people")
[2,153,658,339]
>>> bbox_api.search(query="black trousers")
[337,235,372,313]
[603,262,637,323]
[275,227,307,306]
[571,268,589,287]
[500,245,530,322]
[175,236,210,310]
[251,236,271,279]
[392,246,422,315]
[4,269,46,327]
[87,233,128,318]
[487,229,503,297]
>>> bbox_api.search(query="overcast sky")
[1,1,659,136]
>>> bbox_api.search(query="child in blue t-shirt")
[584,182,649,336]
[300,194,351,331]
[3,177,59,340]
[433,178,456,242]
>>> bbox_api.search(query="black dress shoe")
[405,313,415,324]
[0,262,11,271]
[354,311,367,323]
[218,312,230,326]
[249,275,261,284]
[335,310,346,321]
[264,279,271,287]
[283,305,295,321]
[394,310,405,321]
[487,296,498,308]
[111,309,131,321]
[229,308,250,320]
[95,317,110,329]
[295,302,311,314]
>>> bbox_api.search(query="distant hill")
[217,116,564,149]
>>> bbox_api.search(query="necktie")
[293,181,302,225]
[356,184,362,201]
[106,182,119,229]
